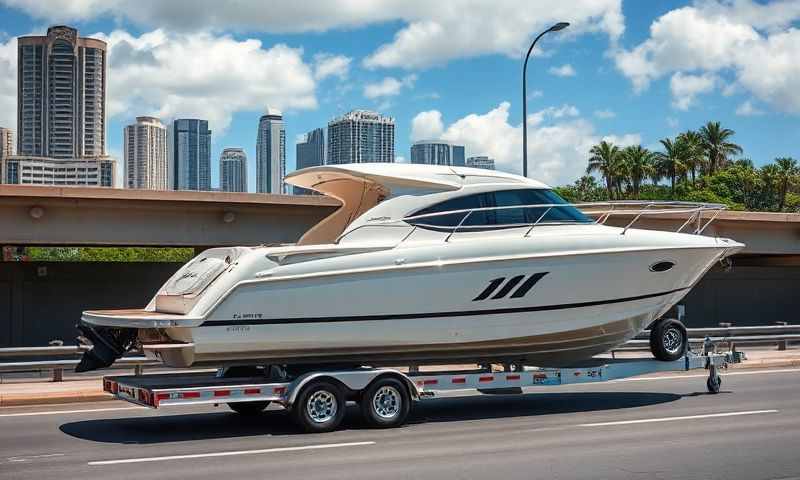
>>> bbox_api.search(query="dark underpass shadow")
[59,390,681,444]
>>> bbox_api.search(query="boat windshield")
[407,188,592,229]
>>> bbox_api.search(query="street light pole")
[522,22,569,178]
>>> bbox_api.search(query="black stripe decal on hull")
[491,275,525,299]
[472,277,506,301]
[510,272,549,298]
[201,287,689,327]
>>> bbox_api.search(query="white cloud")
[593,109,616,119]
[666,116,679,128]
[735,100,764,116]
[410,110,444,141]
[548,64,576,77]
[99,29,317,133]
[0,36,16,130]
[362,1,623,69]
[614,1,800,113]
[415,102,638,186]
[313,53,351,81]
[527,90,544,100]
[363,74,417,99]
[1,1,624,70]
[669,72,718,110]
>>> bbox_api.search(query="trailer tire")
[292,380,346,433]
[228,401,270,415]
[360,377,411,428]
[650,318,688,361]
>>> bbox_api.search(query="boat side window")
[408,189,591,230]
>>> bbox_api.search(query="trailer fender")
[286,369,419,406]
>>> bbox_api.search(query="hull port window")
[650,261,676,272]
[408,189,592,230]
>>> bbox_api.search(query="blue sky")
[0,0,798,191]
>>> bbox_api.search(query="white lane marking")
[612,367,800,382]
[7,453,65,463]
[88,441,376,466]
[0,406,147,418]
[579,409,778,427]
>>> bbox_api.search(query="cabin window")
[407,189,591,230]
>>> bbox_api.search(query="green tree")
[774,157,799,211]
[587,141,623,200]
[678,130,705,185]
[699,121,742,175]
[621,145,655,198]
[654,138,687,196]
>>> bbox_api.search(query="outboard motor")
[75,323,137,372]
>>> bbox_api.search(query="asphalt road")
[1,367,799,480]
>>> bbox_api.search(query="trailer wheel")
[292,380,345,433]
[222,366,270,416]
[650,318,688,361]
[360,377,411,428]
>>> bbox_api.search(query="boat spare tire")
[649,318,688,361]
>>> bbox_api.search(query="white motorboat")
[77,163,744,372]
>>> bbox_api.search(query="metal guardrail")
[0,325,797,381]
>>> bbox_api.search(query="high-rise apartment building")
[124,116,167,190]
[294,128,324,195]
[220,147,247,192]
[256,107,285,194]
[410,140,466,166]
[2,156,115,186]
[169,119,211,191]
[466,156,495,170]
[327,110,394,164]
[17,25,106,159]
[0,128,12,159]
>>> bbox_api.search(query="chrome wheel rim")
[307,390,337,423]
[663,328,683,354]
[372,386,401,419]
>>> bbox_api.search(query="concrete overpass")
[0,185,340,247]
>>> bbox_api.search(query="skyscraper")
[17,25,106,159]
[452,145,465,167]
[294,128,325,195]
[124,116,167,190]
[466,156,495,170]
[0,128,12,159]
[220,147,247,192]
[410,140,466,166]
[256,107,285,194]
[169,119,211,191]
[327,110,394,164]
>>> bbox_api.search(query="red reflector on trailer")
[423,379,438,385]
[213,390,231,397]
[273,387,286,394]
[244,388,261,395]
[181,391,201,399]
[452,377,466,384]
[506,374,521,381]
[155,393,170,406]
[479,376,494,382]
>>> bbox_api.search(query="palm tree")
[622,145,655,198]
[699,121,742,175]
[587,141,622,199]
[654,138,687,196]
[678,130,705,185]
[775,157,798,211]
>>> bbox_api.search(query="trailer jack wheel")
[706,365,722,394]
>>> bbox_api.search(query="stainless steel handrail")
[338,200,727,244]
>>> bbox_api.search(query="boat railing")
[337,200,727,244]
